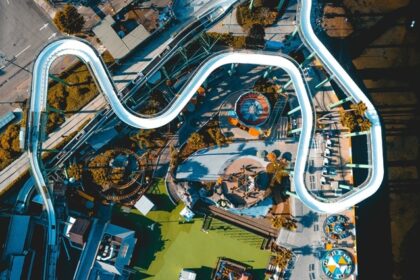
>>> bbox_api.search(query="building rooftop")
[1,215,31,260]
[134,195,155,216]
[93,223,137,276]
[179,269,197,280]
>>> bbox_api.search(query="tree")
[169,144,179,167]
[266,158,288,185]
[359,119,372,131]
[339,110,357,132]
[0,124,21,153]
[267,152,277,162]
[130,129,155,149]
[350,101,368,117]
[246,24,266,48]
[53,4,85,34]
[188,132,205,150]
[271,215,282,229]
[0,149,12,170]
[67,163,83,181]
[339,102,371,132]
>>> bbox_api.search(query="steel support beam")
[328,96,352,109]
[288,106,301,115]
[343,130,370,138]
[346,163,372,169]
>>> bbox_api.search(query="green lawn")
[113,180,271,279]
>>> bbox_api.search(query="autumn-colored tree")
[67,163,83,181]
[88,152,111,187]
[266,152,277,162]
[350,101,368,117]
[169,144,179,167]
[130,129,155,149]
[359,119,372,131]
[339,101,371,132]
[266,158,288,185]
[188,132,205,150]
[0,149,12,170]
[0,124,20,153]
[339,110,357,132]
[53,4,85,34]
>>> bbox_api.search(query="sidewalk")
[33,0,57,18]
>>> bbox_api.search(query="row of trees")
[47,63,99,132]
[0,124,21,170]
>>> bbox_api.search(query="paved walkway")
[176,140,297,181]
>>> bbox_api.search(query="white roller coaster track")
[26,0,384,270]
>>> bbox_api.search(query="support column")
[291,26,298,37]
[49,74,70,87]
[263,66,273,79]
[179,47,188,62]
[161,66,171,80]
[343,130,370,138]
[283,79,293,89]
[338,184,353,190]
[228,63,237,76]
[200,33,211,50]
[46,105,65,115]
[299,52,316,67]
[328,96,352,109]
[277,0,287,11]
[288,127,302,135]
[346,163,372,169]
[288,106,301,115]
[249,0,254,11]
[285,191,299,199]
[315,76,333,89]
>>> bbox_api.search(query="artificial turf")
[112,180,271,279]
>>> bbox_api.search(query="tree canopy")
[246,24,266,48]
[53,4,85,34]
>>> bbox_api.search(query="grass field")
[112,180,271,279]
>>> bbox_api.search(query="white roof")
[180,206,195,220]
[179,270,197,280]
[135,195,154,215]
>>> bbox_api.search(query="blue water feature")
[228,197,273,218]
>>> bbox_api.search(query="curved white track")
[296,0,384,212]
[27,1,384,256]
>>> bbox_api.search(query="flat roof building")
[179,269,197,280]
[69,218,91,246]
[73,220,137,280]
[134,195,155,216]
[93,14,150,60]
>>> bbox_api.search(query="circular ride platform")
[323,214,352,240]
[235,92,271,127]
[321,249,354,279]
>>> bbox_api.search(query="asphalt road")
[0,0,57,114]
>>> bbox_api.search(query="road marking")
[48,33,57,40]
[15,45,31,57]
[40,23,49,31]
